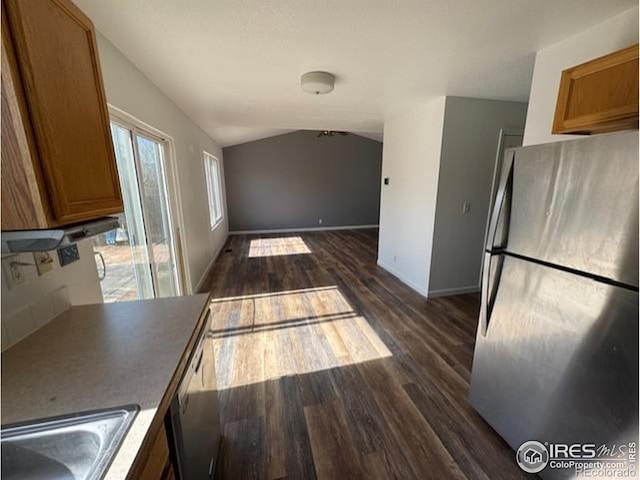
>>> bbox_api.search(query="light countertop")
[1,294,210,480]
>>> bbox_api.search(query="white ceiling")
[77,0,635,147]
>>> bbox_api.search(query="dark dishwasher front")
[169,311,220,479]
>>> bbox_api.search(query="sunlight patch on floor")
[210,286,392,389]
[248,236,311,257]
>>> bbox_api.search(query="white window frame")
[204,151,224,229]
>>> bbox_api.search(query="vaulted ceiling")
[77,0,635,146]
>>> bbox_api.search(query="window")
[93,115,182,302]
[204,152,223,228]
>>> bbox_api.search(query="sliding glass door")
[93,120,181,302]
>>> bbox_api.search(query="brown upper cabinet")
[553,43,639,135]
[1,0,123,231]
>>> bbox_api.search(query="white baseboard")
[428,285,481,297]
[194,237,228,293]
[376,259,428,298]
[229,224,379,235]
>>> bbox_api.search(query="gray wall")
[429,97,528,295]
[223,130,382,231]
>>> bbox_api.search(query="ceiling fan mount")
[317,130,349,138]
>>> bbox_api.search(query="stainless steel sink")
[1,405,138,480]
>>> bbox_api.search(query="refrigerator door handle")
[486,150,514,251]
[480,252,504,336]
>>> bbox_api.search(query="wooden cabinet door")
[552,43,639,135]
[5,0,123,225]
[1,7,53,230]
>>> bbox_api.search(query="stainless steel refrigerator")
[469,130,638,478]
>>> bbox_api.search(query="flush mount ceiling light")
[301,71,335,95]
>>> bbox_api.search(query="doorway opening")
[93,117,182,302]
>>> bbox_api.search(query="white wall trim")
[194,235,228,293]
[229,224,379,235]
[428,285,481,298]
[376,259,428,298]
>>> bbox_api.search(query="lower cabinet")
[137,424,174,480]
[163,463,176,480]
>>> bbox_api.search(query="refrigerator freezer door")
[503,131,638,287]
[469,255,638,479]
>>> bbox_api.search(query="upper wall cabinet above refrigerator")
[552,43,639,135]
[1,0,123,231]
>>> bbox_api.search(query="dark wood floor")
[203,229,526,479]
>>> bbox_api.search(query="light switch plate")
[33,252,55,275]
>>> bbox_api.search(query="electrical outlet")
[57,244,80,267]
[318,218,323,225]
[2,257,28,289]
[462,202,471,213]
[33,252,55,276]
